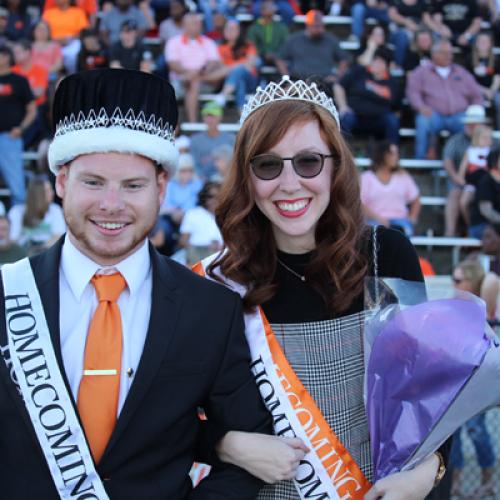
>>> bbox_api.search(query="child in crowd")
[458,124,492,228]
[179,181,222,265]
[8,175,65,255]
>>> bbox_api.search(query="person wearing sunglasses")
[453,259,500,324]
[450,259,498,498]
[194,76,448,499]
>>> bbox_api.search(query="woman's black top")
[262,226,423,324]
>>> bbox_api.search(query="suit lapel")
[103,246,181,460]
[34,240,64,373]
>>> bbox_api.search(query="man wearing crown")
[0,68,273,499]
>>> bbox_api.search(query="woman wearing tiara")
[194,76,446,499]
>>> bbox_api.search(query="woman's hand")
[364,453,439,500]
[216,431,309,483]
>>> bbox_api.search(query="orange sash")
[261,310,370,498]
[193,260,371,499]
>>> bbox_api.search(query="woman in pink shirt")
[360,141,421,236]
[31,20,63,78]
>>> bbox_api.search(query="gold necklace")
[277,258,306,282]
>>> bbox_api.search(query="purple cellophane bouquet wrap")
[364,278,500,481]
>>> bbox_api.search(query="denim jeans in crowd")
[0,132,26,206]
[198,0,231,32]
[450,413,495,469]
[469,222,488,240]
[389,29,411,67]
[341,110,400,145]
[367,218,414,236]
[350,2,390,39]
[225,65,258,110]
[415,111,464,159]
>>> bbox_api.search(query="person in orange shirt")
[43,0,97,27]
[12,40,49,107]
[215,18,259,114]
[42,0,89,73]
[12,39,50,145]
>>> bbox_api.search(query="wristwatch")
[433,452,446,487]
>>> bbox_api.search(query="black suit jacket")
[0,239,271,499]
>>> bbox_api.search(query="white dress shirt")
[59,236,152,414]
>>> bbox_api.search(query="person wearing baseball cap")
[190,100,235,180]
[276,9,349,82]
[0,68,271,499]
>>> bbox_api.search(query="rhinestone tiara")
[240,75,339,126]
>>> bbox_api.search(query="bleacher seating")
[10,8,499,276]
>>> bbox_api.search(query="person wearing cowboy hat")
[442,104,499,236]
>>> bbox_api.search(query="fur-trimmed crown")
[240,75,340,126]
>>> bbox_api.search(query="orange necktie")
[77,272,126,463]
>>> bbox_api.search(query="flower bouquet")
[364,278,500,481]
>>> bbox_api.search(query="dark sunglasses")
[250,152,333,181]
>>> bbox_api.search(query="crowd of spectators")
[1,0,500,261]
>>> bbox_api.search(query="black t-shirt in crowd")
[109,41,147,71]
[431,0,479,35]
[389,0,428,23]
[470,172,500,226]
[262,227,423,324]
[0,72,34,133]
[465,55,500,88]
[404,50,431,72]
[339,64,400,116]
[77,47,109,72]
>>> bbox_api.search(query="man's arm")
[275,57,289,76]
[333,82,352,116]
[189,295,272,499]
[276,38,293,76]
[406,68,433,115]
[388,6,419,31]
[408,197,421,225]
[10,100,36,139]
[443,157,464,186]
[423,12,452,38]
[457,16,482,46]
[462,70,484,105]
[479,201,500,223]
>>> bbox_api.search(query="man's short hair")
[431,38,452,54]
[121,19,138,31]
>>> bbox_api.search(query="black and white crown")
[240,75,340,126]
[48,69,179,174]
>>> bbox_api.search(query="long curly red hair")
[208,99,369,313]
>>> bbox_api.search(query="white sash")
[2,258,109,500]
[198,256,369,500]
